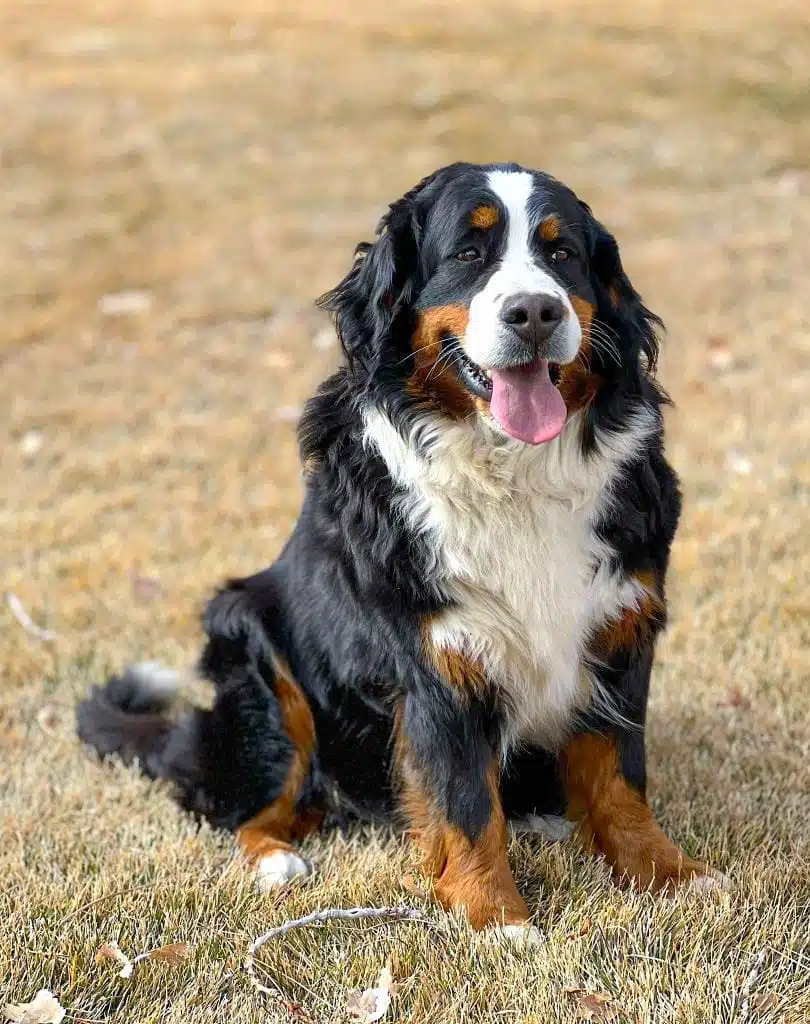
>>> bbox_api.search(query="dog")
[78,161,727,939]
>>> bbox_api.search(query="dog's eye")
[550,247,575,263]
[455,247,482,263]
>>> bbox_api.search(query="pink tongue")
[489,359,567,445]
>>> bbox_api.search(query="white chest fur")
[363,407,656,750]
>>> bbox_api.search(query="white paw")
[688,869,731,892]
[255,850,313,892]
[492,923,545,947]
[512,814,575,843]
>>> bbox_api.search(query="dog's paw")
[685,869,731,893]
[658,866,731,898]
[255,850,313,892]
[488,923,545,947]
[512,814,574,843]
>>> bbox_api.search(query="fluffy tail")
[77,648,316,833]
[76,662,209,815]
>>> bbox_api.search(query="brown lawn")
[1,1,809,1021]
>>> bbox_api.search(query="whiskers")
[391,334,462,380]
[587,320,623,368]
[424,335,462,385]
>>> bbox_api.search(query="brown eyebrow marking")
[538,214,561,242]
[470,205,499,229]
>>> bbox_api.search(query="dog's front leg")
[567,613,728,892]
[395,679,533,934]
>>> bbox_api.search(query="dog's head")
[320,162,660,446]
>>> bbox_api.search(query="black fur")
[77,162,681,853]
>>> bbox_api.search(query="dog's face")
[322,163,658,446]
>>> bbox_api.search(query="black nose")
[500,292,565,346]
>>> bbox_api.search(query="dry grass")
[2,1,809,1020]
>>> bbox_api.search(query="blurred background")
[2,3,810,1019]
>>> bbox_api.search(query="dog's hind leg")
[77,654,321,891]
[226,657,320,891]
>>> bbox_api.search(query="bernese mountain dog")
[78,162,727,939]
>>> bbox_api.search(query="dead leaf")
[130,570,166,603]
[96,940,192,978]
[19,430,44,456]
[707,338,734,371]
[376,966,395,991]
[567,990,620,1022]
[346,987,391,1023]
[752,992,779,1012]
[36,705,60,735]
[282,1002,313,1023]
[578,918,592,937]
[95,940,133,977]
[718,685,751,710]
[383,951,407,984]
[95,943,120,965]
[3,989,66,1024]
[346,963,394,1023]
[146,942,193,965]
[98,290,153,316]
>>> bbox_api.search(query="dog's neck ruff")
[363,404,657,513]
[362,404,659,748]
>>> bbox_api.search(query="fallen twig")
[6,592,57,642]
[245,905,432,1015]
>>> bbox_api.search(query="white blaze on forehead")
[463,170,580,368]
[487,169,537,271]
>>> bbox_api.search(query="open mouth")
[446,341,568,446]
[451,345,494,400]
[449,343,562,400]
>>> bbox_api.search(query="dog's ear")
[318,171,443,374]
[580,201,662,373]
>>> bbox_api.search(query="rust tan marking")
[538,214,561,242]
[593,571,665,656]
[421,625,488,695]
[291,806,325,840]
[434,807,530,927]
[236,655,317,864]
[430,647,487,693]
[608,284,622,310]
[563,734,713,891]
[472,394,492,417]
[395,728,529,929]
[470,204,499,230]
[407,305,474,418]
[237,830,296,862]
[570,295,595,334]
[557,295,602,412]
